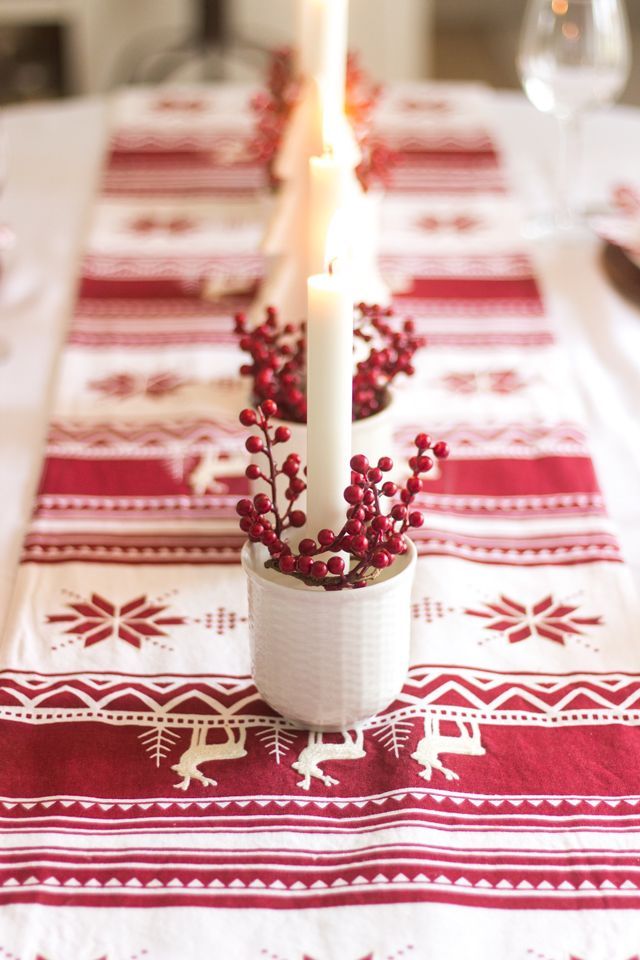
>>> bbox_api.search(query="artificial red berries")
[236,403,449,590]
[234,302,424,425]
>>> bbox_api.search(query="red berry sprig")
[236,402,449,590]
[250,48,300,190]
[352,303,422,420]
[234,303,423,425]
[237,399,306,548]
[250,48,396,192]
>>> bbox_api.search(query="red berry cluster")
[236,401,449,591]
[234,303,423,424]
[237,399,305,543]
[250,47,396,192]
[250,48,300,189]
[344,54,397,192]
[352,303,423,420]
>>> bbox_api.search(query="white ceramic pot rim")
[241,537,417,606]
[246,388,395,430]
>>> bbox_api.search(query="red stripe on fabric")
[423,456,601,497]
[37,457,246,498]
[78,278,209,299]
[106,148,260,168]
[0,886,638,910]
[36,456,599,499]
[403,277,542,301]
[393,148,500,164]
[0,722,638,805]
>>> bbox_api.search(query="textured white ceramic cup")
[242,538,417,730]
[250,394,395,509]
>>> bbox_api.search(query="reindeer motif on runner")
[292,730,366,789]
[7,667,635,801]
[188,447,246,495]
[411,716,485,781]
[172,724,247,789]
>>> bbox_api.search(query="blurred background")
[0,0,638,105]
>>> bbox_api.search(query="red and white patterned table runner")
[1,82,640,958]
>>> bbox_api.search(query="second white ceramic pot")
[250,393,395,510]
[242,538,417,730]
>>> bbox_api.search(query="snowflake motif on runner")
[200,607,248,636]
[303,955,373,960]
[34,953,148,960]
[127,214,198,235]
[416,213,481,233]
[440,369,527,395]
[0,950,146,960]
[527,949,639,960]
[35,953,109,960]
[88,371,188,400]
[412,596,456,624]
[46,592,186,651]
[465,594,603,647]
[153,95,207,112]
[261,946,414,960]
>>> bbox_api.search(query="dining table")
[1,78,640,958]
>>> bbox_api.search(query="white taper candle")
[306,261,353,541]
[316,0,348,126]
[308,152,349,277]
[296,0,349,118]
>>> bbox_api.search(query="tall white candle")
[306,258,353,541]
[296,0,348,121]
[308,152,349,277]
[317,0,348,128]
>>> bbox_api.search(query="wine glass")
[517,0,631,234]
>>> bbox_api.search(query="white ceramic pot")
[242,538,417,730]
[250,394,395,511]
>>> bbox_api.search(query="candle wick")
[328,257,338,276]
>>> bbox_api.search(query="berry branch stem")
[256,412,282,539]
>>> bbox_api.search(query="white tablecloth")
[1,89,639,633]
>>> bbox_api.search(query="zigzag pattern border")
[2,668,640,730]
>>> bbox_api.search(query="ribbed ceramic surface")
[242,540,416,730]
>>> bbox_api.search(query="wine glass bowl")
[517,0,632,233]
[518,0,631,117]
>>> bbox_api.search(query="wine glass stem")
[555,112,581,230]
